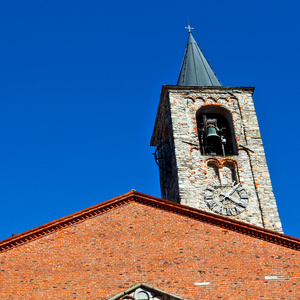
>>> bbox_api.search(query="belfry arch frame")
[196,105,238,156]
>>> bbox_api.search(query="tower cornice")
[162,85,255,93]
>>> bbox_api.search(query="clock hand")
[227,195,247,208]
[228,182,240,196]
[220,192,228,200]
[219,182,240,198]
[219,192,228,198]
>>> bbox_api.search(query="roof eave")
[1,190,299,253]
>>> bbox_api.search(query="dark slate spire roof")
[177,33,222,86]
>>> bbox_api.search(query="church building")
[0,30,299,299]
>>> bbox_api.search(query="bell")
[206,126,220,139]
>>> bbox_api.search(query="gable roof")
[0,190,299,253]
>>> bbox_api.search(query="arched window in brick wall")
[196,105,238,156]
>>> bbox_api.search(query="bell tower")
[151,31,283,233]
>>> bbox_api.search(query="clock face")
[204,181,249,216]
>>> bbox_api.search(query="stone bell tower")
[151,31,283,233]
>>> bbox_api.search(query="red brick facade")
[0,191,299,299]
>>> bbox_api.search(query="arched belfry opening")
[196,105,238,156]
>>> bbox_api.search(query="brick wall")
[0,201,298,299]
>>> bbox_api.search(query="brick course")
[0,192,298,299]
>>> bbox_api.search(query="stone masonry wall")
[152,86,283,233]
[155,96,181,203]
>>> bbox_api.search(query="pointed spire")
[177,33,222,86]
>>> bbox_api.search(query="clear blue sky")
[0,0,299,240]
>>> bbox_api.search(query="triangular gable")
[0,190,299,253]
[108,283,185,300]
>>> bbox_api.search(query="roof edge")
[163,84,255,92]
[0,190,136,252]
[0,190,299,253]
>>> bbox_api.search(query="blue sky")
[0,0,299,240]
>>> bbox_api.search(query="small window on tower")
[197,106,238,156]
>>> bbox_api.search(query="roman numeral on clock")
[236,186,244,193]
[206,186,214,192]
[226,208,234,216]
[205,194,214,201]
[214,205,223,214]
[207,199,217,209]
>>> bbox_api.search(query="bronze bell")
[206,126,220,139]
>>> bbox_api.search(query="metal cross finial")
[185,24,194,33]
[185,18,194,33]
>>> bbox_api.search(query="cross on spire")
[185,24,194,33]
